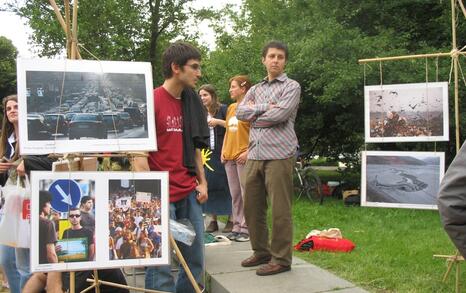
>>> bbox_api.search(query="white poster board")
[30,171,169,272]
[361,151,444,210]
[17,58,157,154]
[364,82,449,143]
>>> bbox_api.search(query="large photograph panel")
[30,171,169,272]
[361,151,444,210]
[17,59,156,154]
[364,82,449,143]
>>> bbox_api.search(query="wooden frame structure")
[45,1,203,292]
[359,1,466,292]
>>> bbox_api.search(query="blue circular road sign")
[49,180,82,212]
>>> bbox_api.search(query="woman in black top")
[198,85,233,233]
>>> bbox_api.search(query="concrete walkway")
[204,240,368,293]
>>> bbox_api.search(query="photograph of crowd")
[36,179,96,265]
[17,59,156,154]
[108,179,163,261]
[365,82,449,143]
[361,151,444,210]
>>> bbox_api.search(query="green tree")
[8,0,202,85]
[202,0,466,167]
[0,36,18,98]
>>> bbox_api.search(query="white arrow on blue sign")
[49,180,82,212]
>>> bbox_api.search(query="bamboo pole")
[48,0,67,32]
[459,0,466,19]
[456,261,461,293]
[85,278,168,293]
[452,0,461,152]
[48,0,82,59]
[358,51,465,63]
[70,271,75,293]
[169,235,202,293]
[64,0,72,58]
[71,0,78,59]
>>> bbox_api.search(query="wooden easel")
[359,1,466,292]
[46,1,203,292]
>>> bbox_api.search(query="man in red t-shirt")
[134,42,208,293]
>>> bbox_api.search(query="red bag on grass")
[295,236,355,253]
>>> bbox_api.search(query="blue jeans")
[15,248,31,289]
[0,244,20,293]
[145,190,204,293]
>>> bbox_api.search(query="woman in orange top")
[221,75,252,242]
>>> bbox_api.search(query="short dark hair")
[69,207,80,213]
[162,42,202,78]
[39,190,53,211]
[262,41,289,60]
[80,196,92,205]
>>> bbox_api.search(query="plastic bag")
[0,176,31,248]
[170,218,196,246]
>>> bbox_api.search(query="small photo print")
[37,179,95,265]
[109,179,163,261]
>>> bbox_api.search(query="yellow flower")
[201,149,214,171]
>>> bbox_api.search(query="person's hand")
[236,151,248,165]
[17,160,26,177]
[55,244,62,253]
[195,183,208,204]
[0,162,14,173]
[208,118,218,127]
[268,102,277,110]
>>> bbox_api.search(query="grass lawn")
[292,197,459,292]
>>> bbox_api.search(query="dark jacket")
[181,88,210,175]
[438,141,466,257]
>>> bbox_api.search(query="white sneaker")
[235,233,250,242]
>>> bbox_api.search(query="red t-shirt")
[148,86,196,202]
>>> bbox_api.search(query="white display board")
[361,151,444,210]
[17,58,156,154]
[365,82,449,143]
[30,171,169,272]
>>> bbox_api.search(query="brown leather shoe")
[256,263,291,276]
[205,221,219,233]
[241,255,272,267]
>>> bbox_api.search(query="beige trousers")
[243,157,295,266]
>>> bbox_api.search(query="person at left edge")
[0,95,55,293]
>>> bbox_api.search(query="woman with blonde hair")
[198,84,233,233]
[221,76,252,242]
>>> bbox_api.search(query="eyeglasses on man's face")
[184,63,201,71]
[69,214,81,218]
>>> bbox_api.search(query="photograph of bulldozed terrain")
[361,151,444,210]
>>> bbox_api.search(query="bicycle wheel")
[293,167,305,199]
[301,167,323,204]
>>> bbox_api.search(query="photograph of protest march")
[34,178,96,266]
[364,82,449,143]
[361,151,444,210]
[108,179,163,261]
[17,58,157,154]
